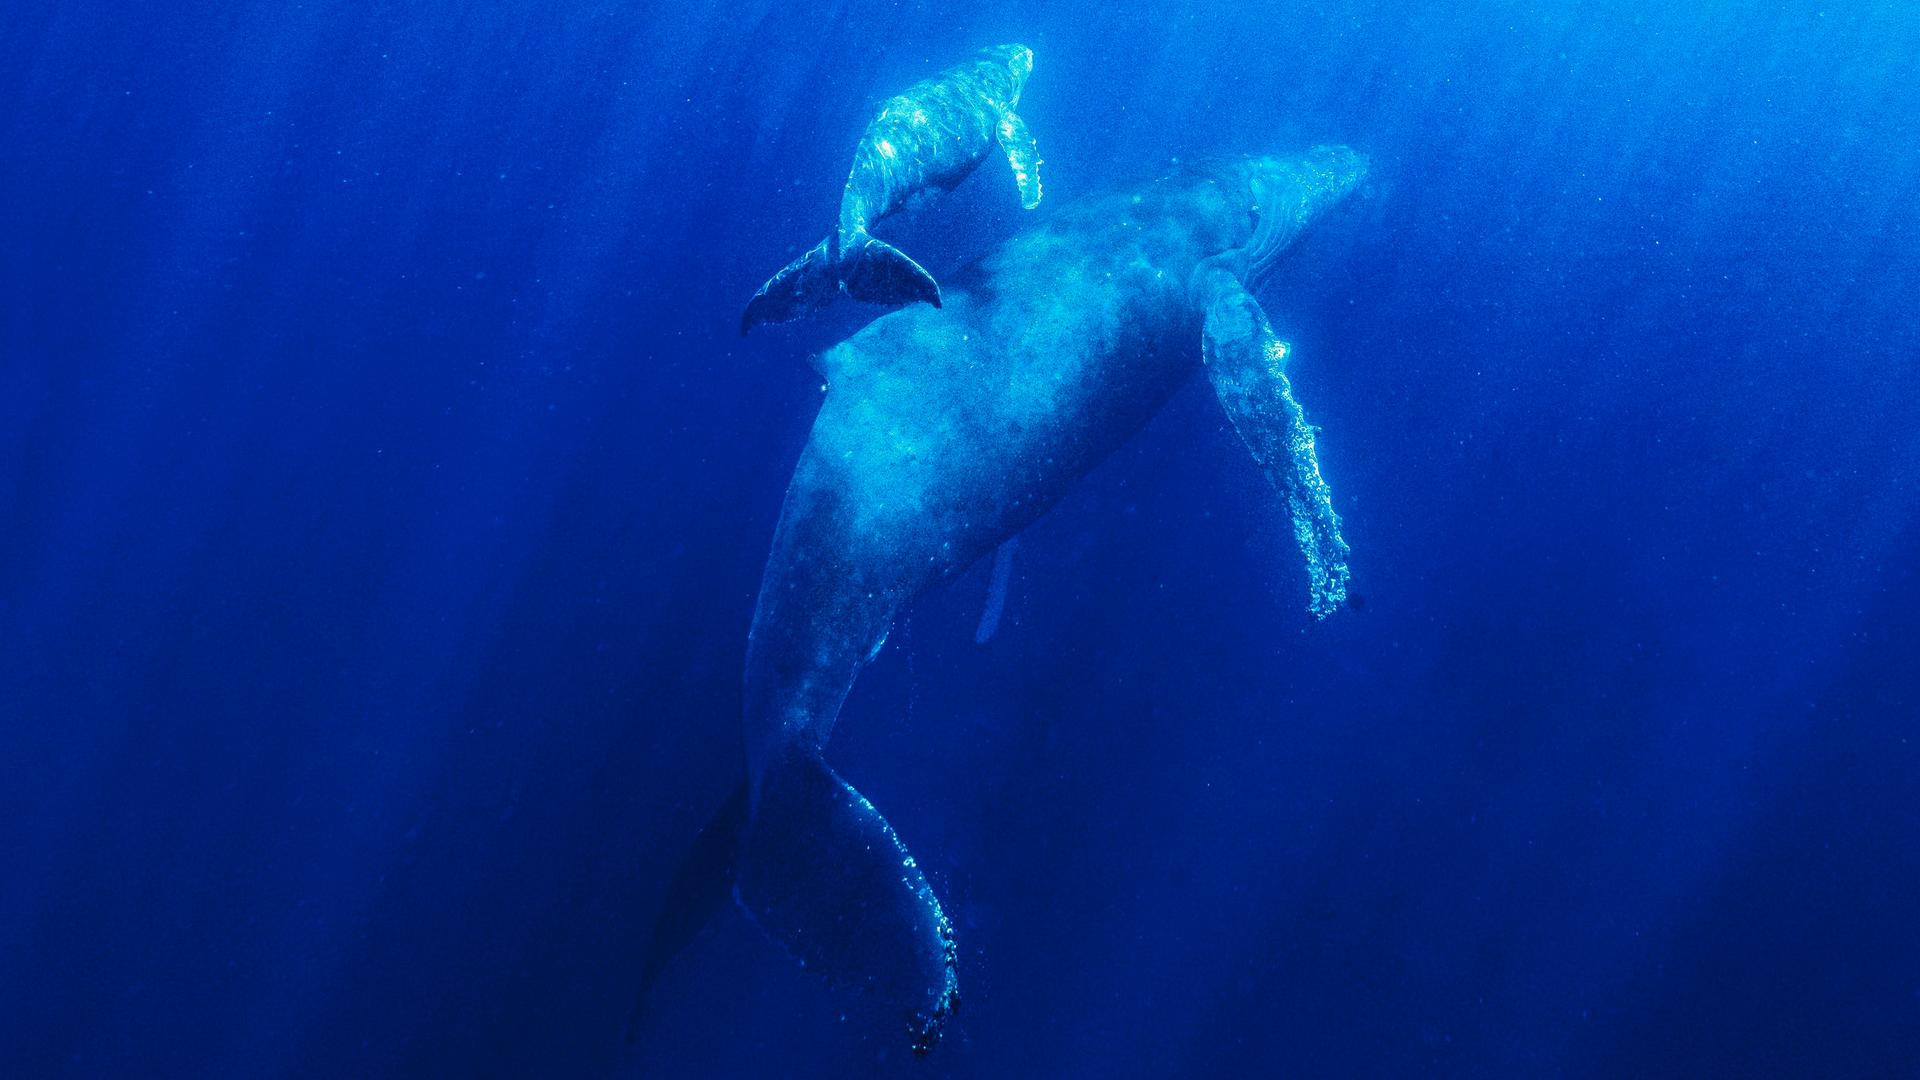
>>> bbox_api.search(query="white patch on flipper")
[995,113,1043,209]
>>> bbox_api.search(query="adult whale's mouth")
[1245,145,1370,289]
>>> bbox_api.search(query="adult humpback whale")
[641,146,1367,1053]
[740,44,1043,335]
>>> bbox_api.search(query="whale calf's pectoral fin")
[842,233,941,309]
[743,238,838,335]
[1200,276,1351,619]
[995,112,1042,209]
[736,749,959,1054]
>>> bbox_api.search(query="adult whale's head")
[1201,145,1370,292]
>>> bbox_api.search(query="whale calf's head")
[974,43,1035,107]
[1238,145,1369,288]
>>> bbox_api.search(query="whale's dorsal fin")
[1198,271,1351,619]
[995,112,1042,209]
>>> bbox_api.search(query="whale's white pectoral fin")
[995,112,1042,209]
[1199,274,1351,619]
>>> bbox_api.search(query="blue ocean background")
[4,1,1917,1075]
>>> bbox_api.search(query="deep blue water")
[5,1,1918,1076]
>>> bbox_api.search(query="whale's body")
[749,151,1362,764]
[639,147,1368,1053]
[747,177,1228,727]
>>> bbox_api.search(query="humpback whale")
[640,146,1367,1053]
[740,44,1044,335]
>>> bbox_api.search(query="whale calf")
[640,146,1367,1053]
[740,44,1044,335]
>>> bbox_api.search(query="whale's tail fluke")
[735,748,959,1055]
[742,233,940,335]
[626,780,748,1043]
[742,239,837,335]
[840,233,941,310]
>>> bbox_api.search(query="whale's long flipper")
[1199,274,1351,618]
[736,748,959,1054]
[995,113,1043,209]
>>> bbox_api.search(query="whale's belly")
[796,253,1197,595]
